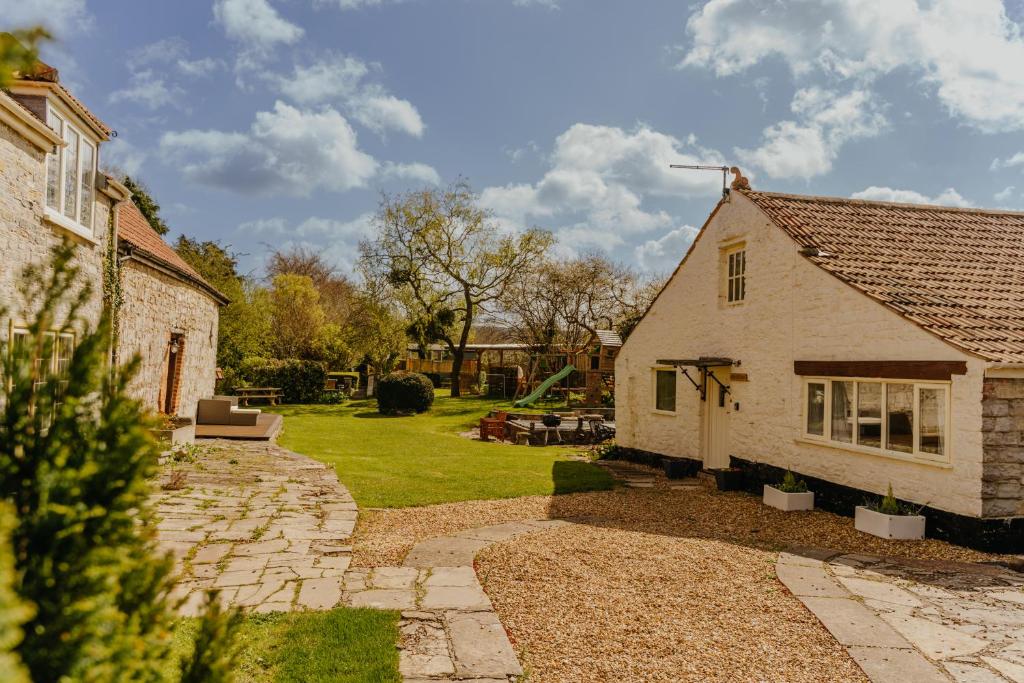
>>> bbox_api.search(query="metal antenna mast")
[669,164,730,198]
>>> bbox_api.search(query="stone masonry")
[982,378,1024,517]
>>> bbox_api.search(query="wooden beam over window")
[793,360,967,381]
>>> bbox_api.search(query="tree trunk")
[450,347,464,397]
[450,289,474,398]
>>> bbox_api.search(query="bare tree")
[267,246,356,325]
[360,181,553,396]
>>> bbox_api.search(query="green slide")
[513,365,576,408]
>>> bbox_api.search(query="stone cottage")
[1,60,224,418]
[116,201,227,418]
[616,175,1024,551]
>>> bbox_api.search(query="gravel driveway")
[353,460,1012,682]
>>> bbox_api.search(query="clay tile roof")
[742,190,1024,363]
[117,201,227,304]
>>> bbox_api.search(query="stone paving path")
[354,518,569,683]
[778,548,1024,682]
[153,440,355,614]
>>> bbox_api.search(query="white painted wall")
[616,192,986,517]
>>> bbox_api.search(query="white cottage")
[616,179,1024,551]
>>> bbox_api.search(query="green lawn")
[170,608,400,682]
[274,394,614,508]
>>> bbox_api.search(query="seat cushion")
[196,399,233,425]
[228,408,260,426]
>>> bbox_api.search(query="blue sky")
[6,0,1024,277]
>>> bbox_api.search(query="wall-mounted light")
[169,339,179,354]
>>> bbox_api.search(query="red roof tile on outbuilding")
[117,201,227,305]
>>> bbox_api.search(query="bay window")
[44,108,97,237]
[804,377,949,462]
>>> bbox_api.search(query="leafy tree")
[362,181,552,396]
[0,28,50,88]
[0,504,30,683]
[176,237,270,369]
[268,246,355,327]
[1,247,241,681]
[123,176,169,236]
[270,274,325,359]
[0,246,177,681]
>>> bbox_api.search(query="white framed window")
[44,108,97,239]
[653,368,677,413]
[725,247,746,303]
[803,377,949,463]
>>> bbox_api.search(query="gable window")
[654,369,676,413]
[45,109,97,238]
[726,248,746,303]
[804,377,949,463]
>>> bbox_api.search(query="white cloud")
[272,54,425,137]
[240,213,377,274]
[108,69,185,110]
[101,138,147,176]
[635,225,700,272]
[159,101,437,196]
[380,161,441,185]
[213,0,303,46]
[479,123,723,265]
[992,152,1024,170]
[682,0,1024,133]
[994,185,1016,202]
[0,0,92,35]
[314,0,559,9]
[851,186,972,207]
[737,88,887,179]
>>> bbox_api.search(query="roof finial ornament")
[730,166,751,191]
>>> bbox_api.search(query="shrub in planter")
[855,484,925,540]
[763,470,814,511]
[377,371,435,415]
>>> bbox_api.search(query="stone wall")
[118,261,219,418]
[981,378,1024,517]
[0,117,107,343]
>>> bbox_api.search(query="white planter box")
[763,485,814,511]
[855,506,925,540]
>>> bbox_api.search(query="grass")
[169,608,400,682]
[274,393,614,508]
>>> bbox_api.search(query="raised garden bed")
[152,416,195,445]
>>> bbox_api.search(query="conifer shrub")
[0,246,238,681]
[377,371,435,415]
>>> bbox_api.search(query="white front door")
[702,368,731,469]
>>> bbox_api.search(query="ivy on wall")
[102,203,124,363]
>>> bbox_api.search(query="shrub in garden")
[235,357,327,403]
[377,371,435,415]
[0,247,238,681]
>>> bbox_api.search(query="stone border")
[348,519,570,682]
[777,550,948,682]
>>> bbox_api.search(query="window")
[804,377,949,462]
[654,369,676,412]
[44,109,96,236]
[727,248,746,303]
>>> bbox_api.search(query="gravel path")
[352,461,1014,682]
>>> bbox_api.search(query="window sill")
[793,437,953,469]
[651,409,677,416]
[43,208,98,245]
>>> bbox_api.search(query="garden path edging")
[343,518,570,682]
[777,548,1024,683]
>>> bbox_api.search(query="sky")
[6,0,1024,278]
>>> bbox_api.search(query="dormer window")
[45,108,96,238]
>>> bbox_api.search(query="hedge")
[232,358,328,404]
[377,371,434,415]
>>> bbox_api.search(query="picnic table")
[234,387,283,406]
